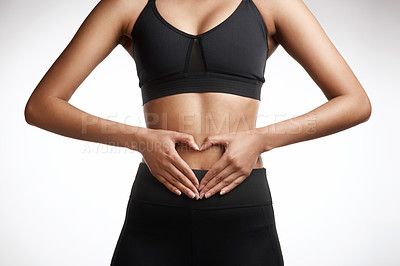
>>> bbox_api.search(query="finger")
[155,174,182,196]
[198,152,231,190]
[163,166,199,199]
[199,134,228,151]
[203,171,244,199]
[170,152,200,189]
[219,174,248,196]
[173,133,199,151]
[200,162,236,193]
[161,169,198,199]
[166,158,200,196]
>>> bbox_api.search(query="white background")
[1,0,398,265]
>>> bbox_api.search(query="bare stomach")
[141,92,264,170]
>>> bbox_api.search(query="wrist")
[123,126,152,153]
[251,127,277,153]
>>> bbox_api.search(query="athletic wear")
[111,163,284,266]
[112,2,283,264]
[131,0,269,105]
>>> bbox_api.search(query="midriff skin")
[141,92,264,170]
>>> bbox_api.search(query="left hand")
[198,129,265,199]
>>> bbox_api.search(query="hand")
[135,128,201,199]
[198,129,265,199]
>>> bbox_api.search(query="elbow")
[24,96,43,126]
[25,95,63,127]
[357,94,372,123]
[24,100,36,126]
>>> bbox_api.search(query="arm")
[24,0,141,149]
[257,0,372,152]
[24,0,201,198]
[197,0,372,198]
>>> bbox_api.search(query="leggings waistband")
[129,163,273,210]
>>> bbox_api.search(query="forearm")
[255,94,372,152]
[25,96,148,151]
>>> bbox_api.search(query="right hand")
[134,128,201,199]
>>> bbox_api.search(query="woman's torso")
[121,0,279,170]
[142,92,263,169]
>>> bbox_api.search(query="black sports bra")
[131,0,269,105]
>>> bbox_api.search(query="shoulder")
[258,0,323,45]
[251,0,318,41]
[95,0,149,37]
[98,0,149,52]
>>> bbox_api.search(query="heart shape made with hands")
[175,135,227,153]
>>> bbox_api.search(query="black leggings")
[111,163,284,266]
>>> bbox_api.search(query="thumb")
[199,135,227,151]
[173,133,200,151]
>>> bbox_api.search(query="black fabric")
[131,0,269,105]
[111,163,284,266]
[187,39,205,72]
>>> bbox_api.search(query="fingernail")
[220,189,226,195]
[176,190,181,196]
[205,192,211,198]
[199,192,204,199]
[193,142,200,150]
[189,191,196,198]
[195,194,200,200]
